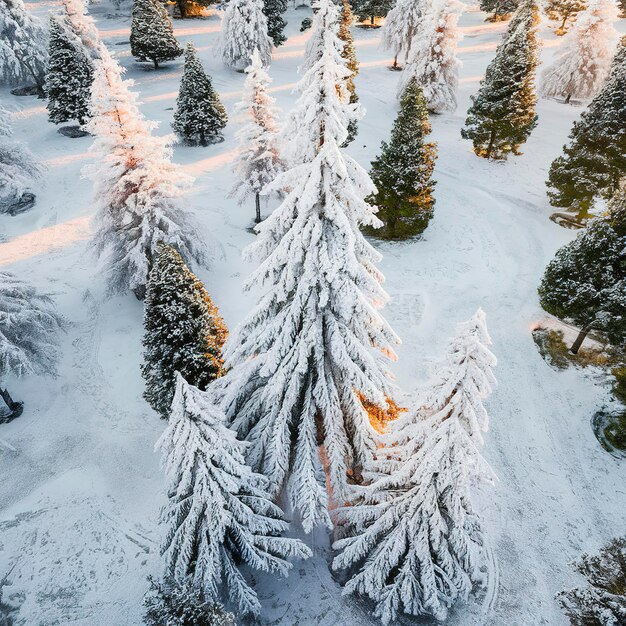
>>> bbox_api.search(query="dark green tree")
[538,188,626,354]
[172,43,228,145]
[461,0,539,159]
[45,15,93,126]
[130,0,183,69]
[363,79,437,240]
[350,0,393,25]
[480,0,519,21]
[263,0,288,47]
[340,0,359,145]
[546,36,626,216]
[141,242,228,418]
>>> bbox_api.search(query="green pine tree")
[263,0,288,47]
[340,0,359,145]
[350,0,393,25]
[45,15,93,126]
[544,0,586,34]
[363,79,437,240]
[130,0,183,69]
[546,36,626,216]
[480,0,519,21]
[461,0,539,159]
[538,187,626,354]
[172,43,228,146]
[141,242,228,418]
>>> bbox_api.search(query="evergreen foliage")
[461,0,539,159]
[339,0,359,144]
[538,188,626,351]
[540,0,619,103]
[546,36,626,213]
[0,0,48,95]
[220,0,272,72]
[480,0,519,20]
[544,0,587,34]
[142,242,227,419]
[219,0,399,532]
[172,43,227,146]
[130,0,182,69]
[263,0,288,47]
[363,79,437,239]
[333,310,497,624]
[381,0,428,69]
[157,375,312,616]
[350,0,394,24]
[46,15,93,126]
[143,576,236,626]
[61,0,104,61]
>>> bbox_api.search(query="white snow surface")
[0,3,624,625]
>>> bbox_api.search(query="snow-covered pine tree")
[351,0,394,25]
[220,0,272,72]
[540,0,619,103]
[45,15,93,126]
[219,0,400,532]
[381,0,429,69]
[142,242,227,418]
[263,0,288,47]
[85,53,204,299]
[0,0,48,96]
[130,0,183,69]
[172,43,227,146]
[143,576,236,626]
[398,0,463,112]
[339,0,359,144]
[480,0,519,20]
[0,105,43,215]
[230,50,283,223]
[461,0,539,159]
[61,0,103,60]
[538,187,626,353]
[333,309,497,624]
[363,79,437,239]
[544,0,587,34]
[546,36,625,213]
[157,375,312,616]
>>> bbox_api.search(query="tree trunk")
[178,0,187,17]
[0,388,14,410]
[392,54,398,69]
[564,93,571,104]
[570,325,591,354]
[255,193,262,224]
[153,58,159,70]
[485,129,496,159]
[370,15,375,24]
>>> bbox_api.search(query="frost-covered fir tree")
[351,0,394,24]
[130,0,182,69]
[61,0,103,61]
[545,0,587,34]
[546,36,625,213]
[157,375,312,616]
[363,79,437,239]
[263,0,288,47]
[85,54,204,299]
[480,0,519,20]
[540,0,619,103]
[0,0,48,95]
[381,0,429,69]
[461,0,539,159]
[0,105,42,215]
[333,309,497,624]
[398,0,463,113]
[143,576,236,626]
[142,242,227,418]
[220,0,272,72]
[46,15,93,126]
[0,272,63,418]
[538,188,626,353]
[172,43,227,146]
[339,0,360,144]
[230,50,283,223]
[219,0,400,532]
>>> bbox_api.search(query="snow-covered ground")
[1,3,625,625]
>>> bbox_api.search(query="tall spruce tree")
[546,36,625,214]
[363,79,437,239]
[130,0,182,69]
[219,0,400,532]
[263,0,288,47]
[172,43,227,146]
[461,0,539,159]
[480,0,519,20]
[46,15,93,126]
[142,242,227,418]
[381,0,429,69]
[340,0,359,144]
[544,0,587,34]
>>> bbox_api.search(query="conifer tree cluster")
[480,0,519,20]
[130,0,182,69]
[263,0,288,47]
[364,79,437,239]
[544,0,587,34]
[142,242,227,418]
[461,0,539,159]
[173,43,227,146]
[546,37,625,213]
